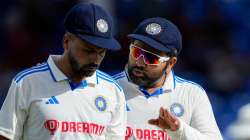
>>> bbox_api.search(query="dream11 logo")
[44,120,60,135]
[125,126,133,140]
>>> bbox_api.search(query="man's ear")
[63,32,72,51]
[169,57,177,67]
[166,57,177,72]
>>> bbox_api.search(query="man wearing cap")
[113,17,223,140]
[0,3,126,140]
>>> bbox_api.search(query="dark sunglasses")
[129,44,170,65]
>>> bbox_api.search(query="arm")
[0,81,27,139]
[174,89,223,140]
[105,90,127,140]
[149,88,223,140]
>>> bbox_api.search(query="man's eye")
[83,49,94,53]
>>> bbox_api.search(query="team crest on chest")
[170,103,184,117]
[94,96,107,111]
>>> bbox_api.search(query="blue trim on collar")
[68,80,88,90]
[124,71,130,81]
[172,70,176,89]
[126,104,130,111]
[139,87,164,98]
[96,74,99,84]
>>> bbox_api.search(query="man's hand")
[148,107,180,131]
[0,135,9,140]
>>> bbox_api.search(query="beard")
[68,51,99,77]
[127,64,166,88]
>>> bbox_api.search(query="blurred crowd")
[0,0,250,139]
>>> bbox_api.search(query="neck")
[54,55,84,83]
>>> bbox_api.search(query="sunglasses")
[129,44,170,65]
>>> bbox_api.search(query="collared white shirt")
[113,69,223,140]
[0,55,127,140]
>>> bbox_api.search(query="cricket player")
[113,17,223,140]
[0,3,126,140]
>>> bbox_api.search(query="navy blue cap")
[64,3,121,50]
[128,17,182,55]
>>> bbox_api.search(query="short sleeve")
[0,80,28,139]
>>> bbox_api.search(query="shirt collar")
[47,55,68,82]
[85,71,97,86]
[161,70,176,93]
[47,55,97,85]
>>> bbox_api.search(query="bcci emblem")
[95,96,107,111]
[97,19,108,33]
[170,103,184,117]
[145,23,162,35]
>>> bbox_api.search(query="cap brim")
[128,34,172,53]
[76,33,121,50]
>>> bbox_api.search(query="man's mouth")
[132,68,144,77]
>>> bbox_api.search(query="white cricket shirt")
[113,70,223,140]
[0,55,127,140]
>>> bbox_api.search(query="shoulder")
[112,71,126,81]
[13,62,49,84]
[174,76,211,106]
[96,70,123,92]
[174,75,206,95]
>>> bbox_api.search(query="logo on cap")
[170,103,184,117]
[145,23,162,35]
[97,19,108,33]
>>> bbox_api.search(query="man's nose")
[135,55,146,67]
